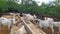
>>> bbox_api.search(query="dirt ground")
[0,25,59,34]
[0,26,9,34]
[0,23,59,34]
[42,27,59,34]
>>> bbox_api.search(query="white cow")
[10,25,27,34]
[0,14,17,33]
[0,17,13,32]
[33,14,37,19]
[26,14,34,20]
[17,25,27,34]
[10,13,18,25]
[45,17,60,34]
[54,22,60,33]
[23,13,34,21]
[36,18,54,34]
[44,17,54,21]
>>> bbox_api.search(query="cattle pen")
[0,13,46,34]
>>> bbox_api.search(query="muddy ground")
[42,27,59,34]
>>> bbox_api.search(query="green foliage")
[0,0,60,18]
[0,0,8,13]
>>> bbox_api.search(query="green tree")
[0,0,8,13]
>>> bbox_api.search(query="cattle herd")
[0,13,60,34]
